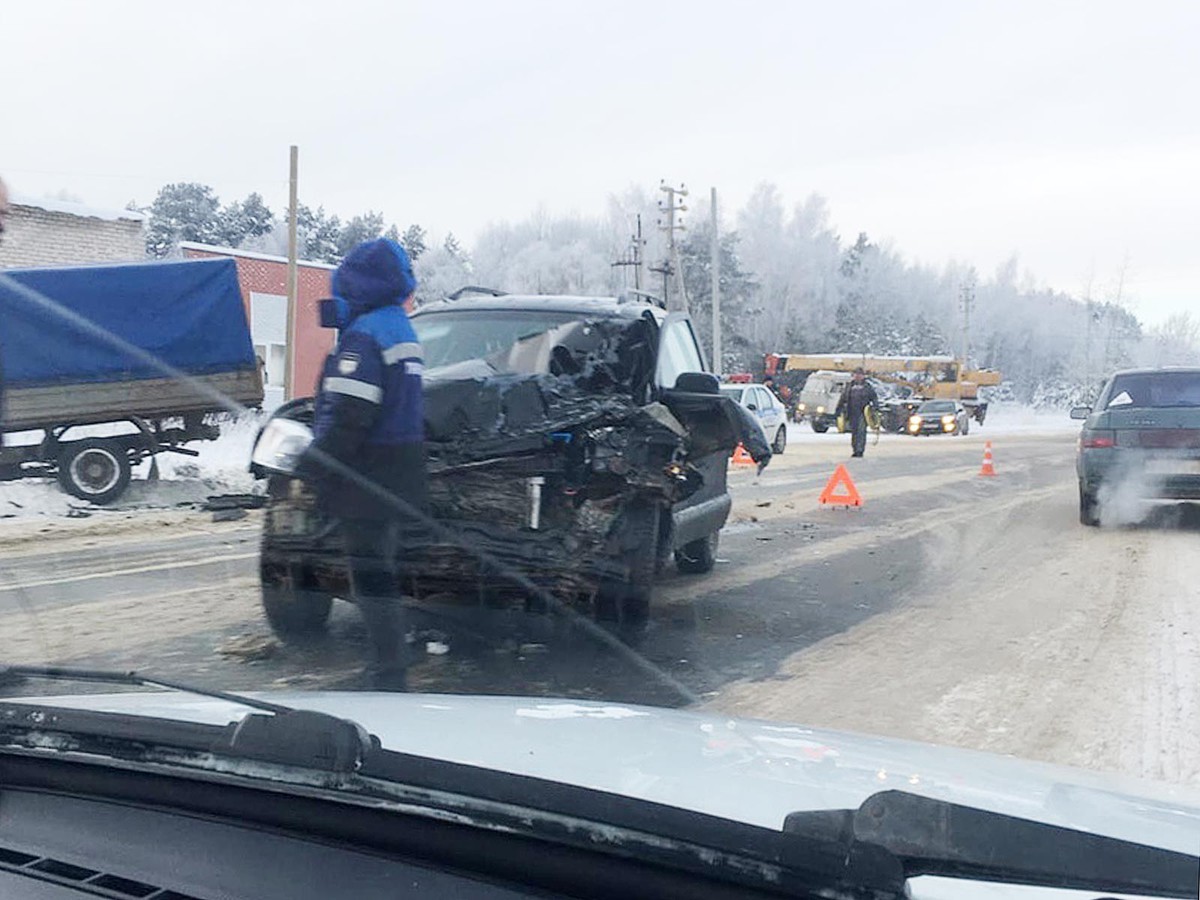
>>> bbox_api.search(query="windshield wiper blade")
[0,664,292,714]
[0,665,376,774]
[784,789,1199,899]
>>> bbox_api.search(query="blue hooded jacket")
[307,239,426,516]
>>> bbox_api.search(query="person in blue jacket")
[297,238,426,690]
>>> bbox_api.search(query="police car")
[718,383,787,453]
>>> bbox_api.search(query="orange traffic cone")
[979,441,996,477]
[731,443,756,466]
[819,464,863,507]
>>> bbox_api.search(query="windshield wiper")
[0,664,292,714]
[784,789,1198,899]
[0,665,374,774]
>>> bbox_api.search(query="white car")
[720,383,788,453]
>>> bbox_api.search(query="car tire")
[261,541,333,640]
[811,421,829,433]
[57,438,132,505]
[675,530,719,575]
[772,425,787,454]
[1079,483,1100,527]
[599,502,659,625]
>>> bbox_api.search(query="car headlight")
[816,405,825,414]
[908,416,922,432]
[941,414,956,425]
[798,403,806,411]
[251,418,313,475]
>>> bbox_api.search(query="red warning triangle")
[818,464,863,507]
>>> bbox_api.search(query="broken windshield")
[412,311,583,372]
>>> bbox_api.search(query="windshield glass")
[4,3,1200,872]
[1105,371,1200,409]
[412,310,584,371]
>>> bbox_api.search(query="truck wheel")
[261,546,333,640]
[675,530,719,575]
[1079,483,1101,527]
[57,439,132,505]
[772,426,787,454]
[811,421,829,434]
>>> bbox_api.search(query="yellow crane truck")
[764,353,1002,432]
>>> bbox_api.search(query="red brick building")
[179,242,335,401]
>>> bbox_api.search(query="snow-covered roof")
[11,193,146,223]
[178,241,337,270]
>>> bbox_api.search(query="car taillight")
[1081,430,1115,449]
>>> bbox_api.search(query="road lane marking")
[0,552,257,592]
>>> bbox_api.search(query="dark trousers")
[850,414,868,456]
[341,517,409,688]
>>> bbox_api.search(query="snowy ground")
[0,411,267,526]
[712,476,1200,787]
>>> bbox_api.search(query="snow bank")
[981,403,1080,435]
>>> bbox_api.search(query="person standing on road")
[296,238,427,691]
[836,367,878,458]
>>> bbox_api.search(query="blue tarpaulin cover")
[0,258,256,387]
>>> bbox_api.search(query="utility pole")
[658,181,689,311]
[284,145,299,401]
[957,278,975,399]
[635,214,644,292]
[710,187,721,375]
[610,214,644,291]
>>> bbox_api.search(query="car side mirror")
[673,372,720,395]
[1069,406,1092,420]
[746,403,758,411]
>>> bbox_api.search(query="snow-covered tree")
[145,182,222,257]
[401,224,428,260]
[336,211,386,257]
[296,205,342,263]
[217,193,273,248]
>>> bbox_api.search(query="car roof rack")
[618,289,666,310]
[446,285,508,301]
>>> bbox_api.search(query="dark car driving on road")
[905,399,971,436]
[252,291,767,638]
[1073,367,1200,526]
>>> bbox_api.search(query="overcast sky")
[3,0,1196,323]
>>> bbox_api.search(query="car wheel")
[772,425,787,454]
[811,421,829,433]
[599,502,659,626]
[57,438,132,505]
[261,539,333,640]
[1079,483,1100,527]
[675,530,719,575]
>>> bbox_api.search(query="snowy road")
[2,423,1198,787]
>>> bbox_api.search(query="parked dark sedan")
[1072,367,1200,526]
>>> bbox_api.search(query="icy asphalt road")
[2,425,1198,786]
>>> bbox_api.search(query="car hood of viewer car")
[15,691,1200,858]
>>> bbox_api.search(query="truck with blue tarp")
[0,258,263,503]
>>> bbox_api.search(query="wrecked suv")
[252,292,766,640]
